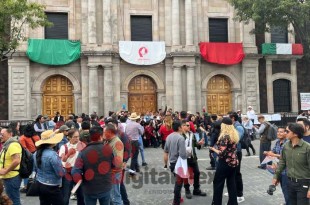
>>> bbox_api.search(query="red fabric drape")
[292,44,303,55]
[199,42,245,65]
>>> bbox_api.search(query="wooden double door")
[42,75,74,119]
[128,75,157,114]
[207,75,232,115]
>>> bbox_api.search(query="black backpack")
[2,141,33,178]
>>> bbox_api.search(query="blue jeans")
[3,175,22,205]
[203,132,209,146]
[280,172,290,205]
[110,172,123,205]
[84,190,111,205]
[138,136,146,164]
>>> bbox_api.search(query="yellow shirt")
[0,142,22,179]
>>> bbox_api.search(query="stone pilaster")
[165,60,173,109]
[291,60,298,112]
[173,65,182,111]
[185,0,193,45]
[8,57,31,120]
[113,58,121,111]
[187,65,196,112]
[88,65,99,113]
[81,58,89,114]
[241,20,257,53]
[103,0,112,44]
[88,0,97,44]
[104,65,113,116]
[164,0,172,46]
[266,59,273,113]
[242,58,260,113]
[172,0,180,45]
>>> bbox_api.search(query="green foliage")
[0,0,52,61]
[229,0,310,57]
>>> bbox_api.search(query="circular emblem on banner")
[138,47,148,57]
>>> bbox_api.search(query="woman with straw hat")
[34,130,66,205]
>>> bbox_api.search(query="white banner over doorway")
[300,93,310,110]
[119,41,166,65]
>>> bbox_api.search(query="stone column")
[103,0,112,44]
[241,20,257,53]
[185,0,193,45]
[104,65,113,116]
[187,65,196,112]
[173,65,182,111]
[266,59,273,113]
[172,0,180,45]
[291,60,298,112]
[88,0,97,44]
[88,65,99,113]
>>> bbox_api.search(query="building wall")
[6,0,274,119]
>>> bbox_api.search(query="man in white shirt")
[246,106,255,123]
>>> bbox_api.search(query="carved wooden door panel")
[43,75,74,119]
[207,75,231,115]
[128,75,156,114]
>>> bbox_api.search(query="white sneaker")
[237,197,245,203]
[70,194,77,200]
[224,192,229,197]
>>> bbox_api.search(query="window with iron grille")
[131,16,152,41]
[273,79,291,112]
[45,13,68,39]
[209,18,228,42]
[271,26,288,43]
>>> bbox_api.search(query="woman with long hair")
[8,122,20,138]
[210,118,239,205]
[34,130,65,205]
[159,115,173,169]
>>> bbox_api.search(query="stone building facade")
[7,0,301,120]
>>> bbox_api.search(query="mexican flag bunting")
[262,43,303,55]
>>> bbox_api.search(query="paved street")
[21,139,286,205]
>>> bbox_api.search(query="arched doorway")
[207,75,232,114]
[128,75,157,114]
[42,75,74,119]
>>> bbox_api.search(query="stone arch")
[201,70,241,91]
[122,70,165,91]
[271,73,294,82]
[32,69,81,93]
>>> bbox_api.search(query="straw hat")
[35,130,64,147]
[128,112,140,120]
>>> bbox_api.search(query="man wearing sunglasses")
[272,123,310,204]
[181,120,206,200]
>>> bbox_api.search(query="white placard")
[271,114,281,121]
[300,93,310,110]
[119,41,166,65]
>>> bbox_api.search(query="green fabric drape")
[262,43,276,55]
[26,39,81,65]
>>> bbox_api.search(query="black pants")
[38,182,64,205]
[235,151,243,197]
[287,178,310,205]
[130,140,140,171]
[150,137,158,148]
[259,141,271,167]
[170,163,184,205]
[184,158,200,191]
[245,142,256,154]
[212,159,237,205]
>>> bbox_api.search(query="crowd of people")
[0,107,308,205]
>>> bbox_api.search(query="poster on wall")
[300,93,310,110]
[119,41,166,65]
